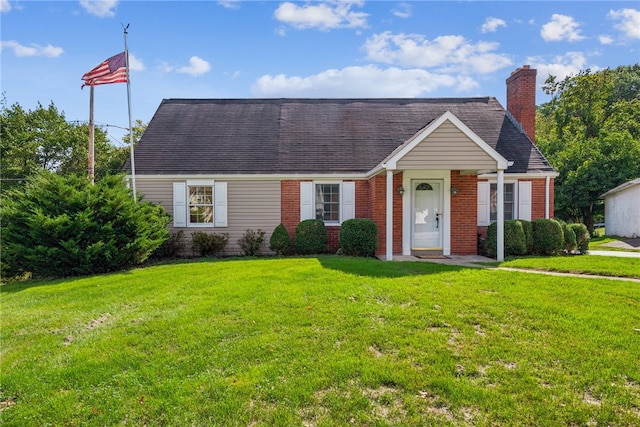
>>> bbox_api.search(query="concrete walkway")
[387,250,640,282]
[588,250,640,258]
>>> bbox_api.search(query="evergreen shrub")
[568,223,590,254]
[532,219,564,255]
[269,223,291,255]
[560,221,577,253]
[0,172,170,279]
[294,219,327,255]
[339,218,378,257]
[486,220,527,258]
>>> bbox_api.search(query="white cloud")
[1,40,63,57]
[540,14,585,42]
[79,0,118,17]
[1,0,11,13]
[251,65,479,97]
[598,35,614,45]
[177,56,211,76]
[217,0,241,9]
[481,17,506,33]
[128,53,144,71]
[363,31,512,74]
[609,8,640,39]
[274,0,368,31]
[392,2,412,19]
[528,52,592,84]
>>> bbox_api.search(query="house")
[601,178,640,238]
[125,65,556,261]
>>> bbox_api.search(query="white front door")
[412,180,443,250]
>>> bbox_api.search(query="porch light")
[450,186,458,196]
[397,186,405,195]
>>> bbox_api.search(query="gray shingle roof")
[127,97,554,175]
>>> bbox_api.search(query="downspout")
[545,175,550,219]
[386,170,394,261]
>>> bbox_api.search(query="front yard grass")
[2,256,639,426]
[500,255,640,279]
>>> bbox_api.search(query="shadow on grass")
[317,255,466,278]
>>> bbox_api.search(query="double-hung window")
[172,180,227,228]
[189,185,214,225]
[300,181,355,224]
[478,180,532,226]
[315,183,340,222]
[490,183,514,222]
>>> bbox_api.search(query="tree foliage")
[0,100,136,193]
[1,172,170,279]
[536,65,640,231]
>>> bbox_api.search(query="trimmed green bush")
[269,223,291,255]
[294,219,327,255]
[532,219,564,255]
[0,172,170,278]
[486,220,527,258]
[517,220,534,255]
[237,229,266,256]
[568,223,590,254]
[191,231,229,257]
[560,221,577,253]
[339,218,378,257]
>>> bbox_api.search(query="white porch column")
[497,169,505,262]
[386,170,394,261]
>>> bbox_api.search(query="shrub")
[517,220,534,255]
[294,219,327,255]
[485,220,527,258]
[191,231,229,257]
[532,219,564,255]
[238,229,266,256]
[151,230,185,259]
[568,223,590,254]
[560,221,577,253]
[0,172,170,279]
[339,218,378,257]
[269,223,291,255]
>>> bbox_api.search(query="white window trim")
[490,181,517,223]
[186,179,216,228]
[315,181,342,225]
[300,181,356,225]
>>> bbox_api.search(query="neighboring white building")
[601,178,640,238]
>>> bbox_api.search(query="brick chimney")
[506,65,537,143]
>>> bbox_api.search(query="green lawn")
[500,255,640,279]
[2,257,639,426]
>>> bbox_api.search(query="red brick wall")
[367,173,403,255]
[476,177,555,242]
[368,175,387,255]
[450,171,478,254]
[281,179,380,254]
[393,173,403,254]
[281,180,301,239]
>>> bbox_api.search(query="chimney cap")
[511,65,534,75]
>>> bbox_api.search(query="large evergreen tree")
[536,64,640,231]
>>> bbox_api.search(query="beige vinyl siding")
[396,121,498,170]
[136,178,281,255]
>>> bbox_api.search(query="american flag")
[81,51,127,88]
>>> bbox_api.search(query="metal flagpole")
[123,24,137,201]
[88,85,95,184]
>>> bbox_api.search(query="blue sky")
[2,1,639,146]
